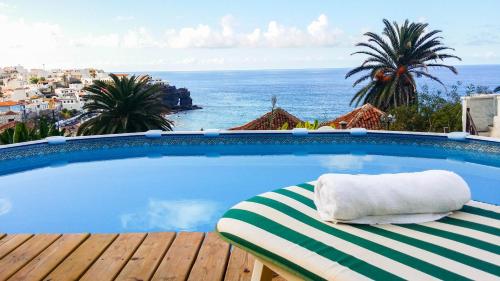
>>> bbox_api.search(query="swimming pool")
[0,130,499,233]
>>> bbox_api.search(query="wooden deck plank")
[224,247,255,281]
[79,233,146,281]
[0,234,60,281]
[8,234,89,281]
[187,232,231,281]
[115,232,176,281]
[152,232,205,281]
[0,234,33,259]
[43,233,117,281]
[0,232,284,281]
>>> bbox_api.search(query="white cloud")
[307,14,342,46]
[220,14,235,37]
[471,51,498,59]
[0,14,63,50]
[165,25,221,48]
[121,199,218,231]
[164,14,343,48]
[123,27,159,48]
[0,13,342,52]
[0,2,13,9]
[71,33,120,48]
[0,13,352,69]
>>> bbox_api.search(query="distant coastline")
[147,65,500,131]
[126,64,500,74]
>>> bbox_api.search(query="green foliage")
[59,108,78,120]
[0,118,66,145]
[465,84,495,94]
[281,120,333,130]
[346,19,460,111]
[494,86,500,93]
[29,77,40,84]
[295,120,320,130]
[388,83,463,132]
[280,122,289,130]
[77,74,173,136]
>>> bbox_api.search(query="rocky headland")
[158,84,202,113]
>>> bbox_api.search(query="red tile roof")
[229,108,303,130]
[0,121,17,132]
[0,101,19,107]
[322,103,385,130]
[2,111,19,116]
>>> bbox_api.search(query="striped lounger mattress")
[216,182,500,280]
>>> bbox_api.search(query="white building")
[69,83,84,90]
[81,77,94,85]
[9,88,31,101]
[96,72,112,82]
[59,96,83,111]
[0,101,22,113]
[29,69,49,79]
[24,99,50,114]
[0,111,21,125]
[3,78,27,90]
[2,66,28,76]
[81,72,112,85]
[55,88,79,97]
[462,94,500,138]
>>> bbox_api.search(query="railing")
[465,108,478,135]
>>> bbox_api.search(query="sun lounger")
[217,182,500,281]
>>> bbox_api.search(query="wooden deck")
[0,232,284,281]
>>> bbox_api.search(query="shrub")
[389,83,463,133]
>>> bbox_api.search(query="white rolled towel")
[314,170,471,224]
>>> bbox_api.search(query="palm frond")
[77,74,171,136]
[345,19,460,111]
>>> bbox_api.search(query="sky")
[0,0,499,71]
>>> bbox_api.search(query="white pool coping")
[0,129,499,151]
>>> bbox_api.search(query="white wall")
[69,83,84,90]
[491,96,500,138]
[60,98,83,111]
[0,113,21,124]
[10,89,29,101]
[462,95,498,132]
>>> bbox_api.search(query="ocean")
[145,65,500,131]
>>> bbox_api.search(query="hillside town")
[0,66,198,135]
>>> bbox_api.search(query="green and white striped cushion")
[216,182,500,281]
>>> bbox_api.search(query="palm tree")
[495,86,500,93]
[77,74,172,136]
[346,19,461,111]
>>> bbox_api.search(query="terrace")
[0,232,271,281]
[0,131,498,280]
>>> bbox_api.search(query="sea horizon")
[130,65,500,131]
[124,63,500,74]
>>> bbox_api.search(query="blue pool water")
[0,134,499,233]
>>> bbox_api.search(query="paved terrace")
[0,232,285,281]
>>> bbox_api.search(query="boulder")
[156,83,200,111]
[178,88,193,108]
